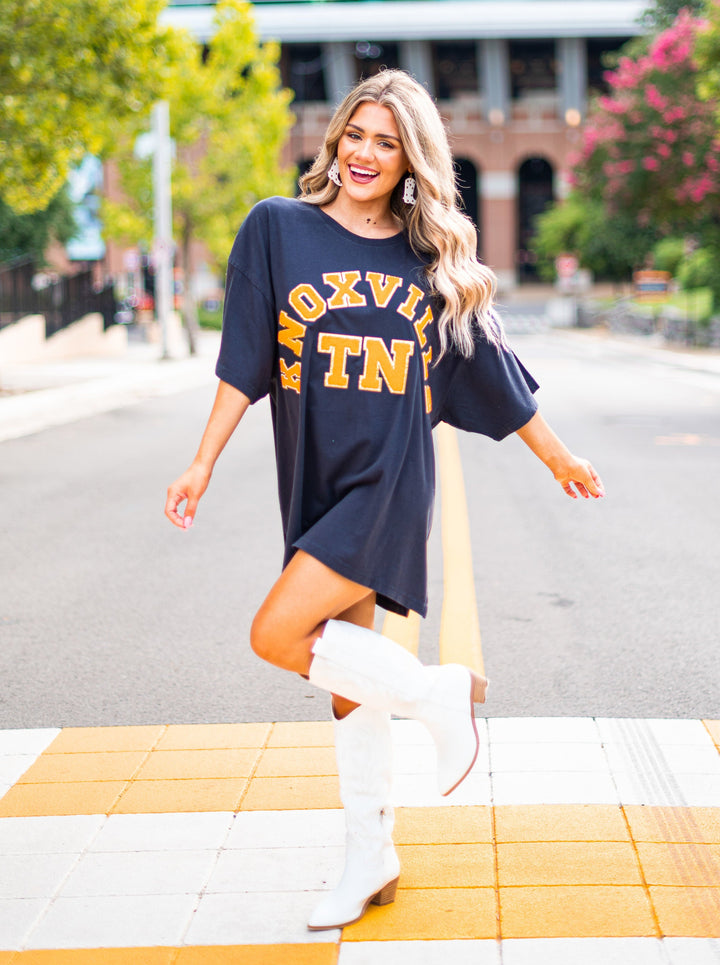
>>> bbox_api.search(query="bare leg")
[253,548,486,798]
[250,549,374,675]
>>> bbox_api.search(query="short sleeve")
[215,205,277,403]
[431,336,539,440]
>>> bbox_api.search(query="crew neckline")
[314,205,406,246]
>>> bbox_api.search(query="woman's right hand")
[164,380,251,531]
[165,463,212,530]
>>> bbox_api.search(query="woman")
[165,70,604,931]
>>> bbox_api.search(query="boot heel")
[470,672,489,704]
[371,876,399,906]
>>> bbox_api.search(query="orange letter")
[413,305,433,348]
[289,283,327,322]
[278,311,306,357]
[397,283,424,321]
[323,271,367,309]
[317,333,363,388]
[365,272,402,308]
[279,358,302,394]
[359,337,415,394]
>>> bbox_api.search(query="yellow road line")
[381,608,421,656]
[435,423,485,675]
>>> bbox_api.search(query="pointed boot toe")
[424,664,485,796]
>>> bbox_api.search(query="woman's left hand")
[515,411,605,500]
[552,455,605,500]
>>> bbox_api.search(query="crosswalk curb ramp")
[0,717,718,961]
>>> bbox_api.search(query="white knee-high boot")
[308,704,399,930]
[308,619,488,797]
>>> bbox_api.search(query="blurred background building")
[163,0,644,289]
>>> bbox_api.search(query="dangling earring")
[403,175,417,206]
[328,157,342,186]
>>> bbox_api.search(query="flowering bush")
[570,11,720,228]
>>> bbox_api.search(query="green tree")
[0,0,168,214]
[0,188,76,265]
[531,192,658,283]
[103,0,295,350]
[639,0,707,33]
[696,0,720,105]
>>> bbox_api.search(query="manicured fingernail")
[183,516,193,529]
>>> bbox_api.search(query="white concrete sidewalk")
[0,331,221,444]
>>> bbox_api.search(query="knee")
[249,609,278,665]
[250,603,316,676]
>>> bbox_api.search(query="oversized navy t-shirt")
[216,196,538,617]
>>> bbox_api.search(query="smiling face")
[335,101,410,210]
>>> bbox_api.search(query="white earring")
[403,175,417,206]
[328,157,342,186]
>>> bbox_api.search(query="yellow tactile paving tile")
[397,842,495,888]
[0,780,128,817]
[5,949,340,965]
[45,725,166,754]
[342,886,498,941]
[157,723,273,750]
[240,775,342,810]
[704,719,720,746]
[111,777,249,813]
[495,804,631,842]
[253,746,339,778]
[636,843,720,886]
[173,945,339,965]
[394,806,493,844]
[17,751,148,784]
[265,722,335,747]
[625,806,720,843]
[9,950,176,964]
[649,886,720,937]
[133,748,261,781]
[497,841,644,886]
[499,885,658,938]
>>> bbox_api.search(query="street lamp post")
[152,101,173,360]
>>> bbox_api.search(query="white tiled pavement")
[0,718,719,953]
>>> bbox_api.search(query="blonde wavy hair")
[299,69,502,356]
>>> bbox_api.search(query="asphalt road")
[2,331,719,727]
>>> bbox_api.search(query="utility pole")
[152,101,173,360]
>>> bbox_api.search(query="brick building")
[163,0,643,290]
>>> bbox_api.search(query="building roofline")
[161,1,645,44]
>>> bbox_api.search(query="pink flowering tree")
[571,10,720,231]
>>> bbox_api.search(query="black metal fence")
[0,259,118,338]
[577,297,720,348]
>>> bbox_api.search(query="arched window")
[517,157,554,281]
